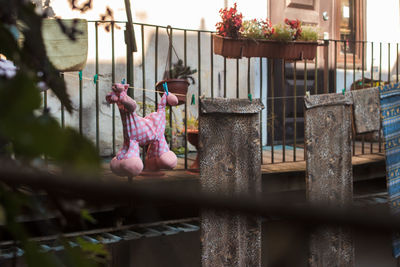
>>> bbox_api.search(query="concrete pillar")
[199,97,264,267]
[304,93,355,267]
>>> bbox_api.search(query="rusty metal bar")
[78,70,82,136]
[282,59,286,162]
[304,59,307,160]
[397,43,399,84]
[344,41,347,92]
[388,43,391,84]
[141,25,146,117]
[224,57,227,98]
[155,26,159,108]
[141,24,146,161]
[371,42,374,153]
[260,57,263,164]
[248,58,251,97]
[314,47,318,94]
[294,61,297,161]
[323,40,329,94]
[270,59,275,163]
[95,22,99,151]
[111,23,116,155]
[334,40,337,92]
[210,33,214,99]
[198,31,202,98]
[184,29,188,170]
[236,59,239,98]
[168,28,173,148]
[125,22,134,98]
[304,59,308,94]
[379,42,382,152]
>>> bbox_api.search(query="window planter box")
[213,35,244,59]
[213,34,317,60]
[244,39,318,60]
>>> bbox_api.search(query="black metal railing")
[44,21,399,168]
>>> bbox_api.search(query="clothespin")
[163,82,169,96]
[78,70,82,81]
[93,74,98,84]
[191,94,195,105]
[342,88,346,95]
[306,91,310,98]
[248,93,252,102]
[121,78,126,84]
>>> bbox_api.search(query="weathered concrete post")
[199,97,264,267]
[304,93,355,267]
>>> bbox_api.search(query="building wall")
[335,0,400,93]
[44,1,267,155]
[42,1,400,153]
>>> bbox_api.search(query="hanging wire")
[62,72,308,100]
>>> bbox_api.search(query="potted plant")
[213,3,320,60]
[155,59,197,105]
[243,19,319,60]
[213,3,244,58]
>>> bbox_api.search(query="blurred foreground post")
[305,93,355,267]
[199,98,264,267]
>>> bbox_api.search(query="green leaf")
[81,209,97,224]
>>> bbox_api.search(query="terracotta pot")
[244,39,318,60]
[187,129,199,171]
[213,35,244,59]
[155,79,189,105]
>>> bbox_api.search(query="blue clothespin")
[342,88,346,95]
[163,82,169,96]
[93,74,98,84]
[78,70,82,81]
[121,78,126,84]
[248,93,252,102]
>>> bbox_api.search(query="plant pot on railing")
[244,39,318,60]
[156,59,197,105]
[213,34,244,59]
[156,79,189,105]
[42,19,88,72]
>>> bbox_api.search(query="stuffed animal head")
[112,83,129,94]
[107,83,129,104]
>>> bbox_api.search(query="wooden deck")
[103,142,385,181]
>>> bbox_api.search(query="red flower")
[284,18,302,40]
[216,2,242,39]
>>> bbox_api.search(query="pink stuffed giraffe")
[106,83,178,177]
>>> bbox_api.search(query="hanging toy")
[106,83,179,177]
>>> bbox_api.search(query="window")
[336,0,365,64]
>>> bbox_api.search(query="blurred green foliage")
[0,1,106,266]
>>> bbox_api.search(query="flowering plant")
[270,24,296,42]
[298,25,320,42]
[215,3,243,39]
[242,18,274,39]
[284,18,302,40]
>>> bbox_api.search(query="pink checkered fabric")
[115,93,170,160]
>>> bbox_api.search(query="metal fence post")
[304,93,354,267]
[199,97,264,267]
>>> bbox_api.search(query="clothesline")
[61,72,309,100]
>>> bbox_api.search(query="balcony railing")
[44,20,398,169]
